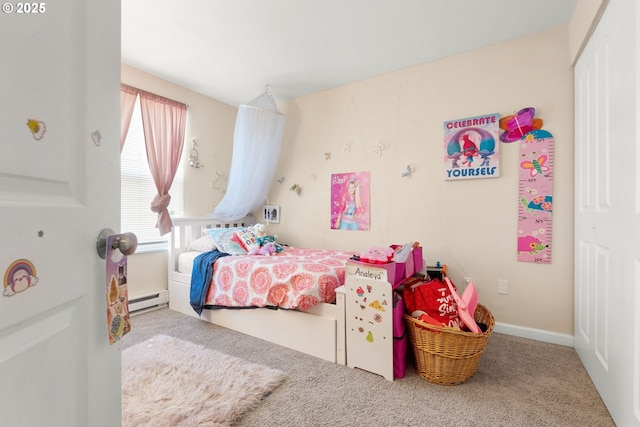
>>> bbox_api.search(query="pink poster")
[443,113,500,180]
[331,171,370,231]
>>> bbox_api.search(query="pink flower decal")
[533,196,545,205]
[250,266,272,295]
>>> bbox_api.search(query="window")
[121,96,184,249]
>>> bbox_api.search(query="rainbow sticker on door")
[517,129,554,263]
[3,259,39,297]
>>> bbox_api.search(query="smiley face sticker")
[3,259,39,296]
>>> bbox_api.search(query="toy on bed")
[243,223,283,255]
[248,241,277,256]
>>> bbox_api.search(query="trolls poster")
[443,113,500,180]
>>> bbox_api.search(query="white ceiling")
[121,0,577,107]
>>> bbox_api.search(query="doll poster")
[331,171,370,231]
[443,113,500,180]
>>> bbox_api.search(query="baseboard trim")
[494,321,574,347]
[129,290,169,315]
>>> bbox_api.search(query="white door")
[0,1,122,426]
[574,0,640,425]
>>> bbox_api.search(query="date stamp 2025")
[2,2,46,14]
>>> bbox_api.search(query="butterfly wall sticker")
[371,141,385,157]
[520,153,550,178]
[401,164,414,179]
[499,107,543,143]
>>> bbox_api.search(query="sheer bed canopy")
[212,88,285,221]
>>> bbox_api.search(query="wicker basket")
[403,304,495,386]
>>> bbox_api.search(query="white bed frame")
[168,217,347,364]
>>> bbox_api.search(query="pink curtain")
[120,84,138,152]
[139,90,187,236]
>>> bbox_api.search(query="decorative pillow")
[233,228,257,251]
[206,227,247,255]
[186,234,216,252]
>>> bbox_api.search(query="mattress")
[178,251,200,275]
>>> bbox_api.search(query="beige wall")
[569,0,608,64]
[265,26,575,335]
[121,64,237,299]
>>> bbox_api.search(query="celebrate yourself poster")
[443,113,500,180]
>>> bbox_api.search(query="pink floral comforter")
[204,247,355,310]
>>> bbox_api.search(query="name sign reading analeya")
[346,262,389,283]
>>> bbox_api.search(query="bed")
[168,216,352,363]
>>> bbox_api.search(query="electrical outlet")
[497,279,508,295]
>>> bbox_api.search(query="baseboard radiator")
[129,290,169,315]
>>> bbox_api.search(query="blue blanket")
[190,250,230,315]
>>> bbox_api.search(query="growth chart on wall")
[517,129,554,264]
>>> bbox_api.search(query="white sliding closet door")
[574,1,640,425]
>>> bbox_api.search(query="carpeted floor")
[120,307,615,427]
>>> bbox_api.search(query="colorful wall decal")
[499,107,544,143]
[443,113,499,180]
[26,118,46,140]
[517,129,554,263]
[3,259,39,297]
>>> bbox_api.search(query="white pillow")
[186,234,217,252]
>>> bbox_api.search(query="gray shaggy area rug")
[121,334,286,427]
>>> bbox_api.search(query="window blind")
[121,96,184,245]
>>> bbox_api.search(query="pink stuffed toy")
[248,241,276,256]
[360,246,394,264]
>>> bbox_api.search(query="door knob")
[96,228,138,259]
